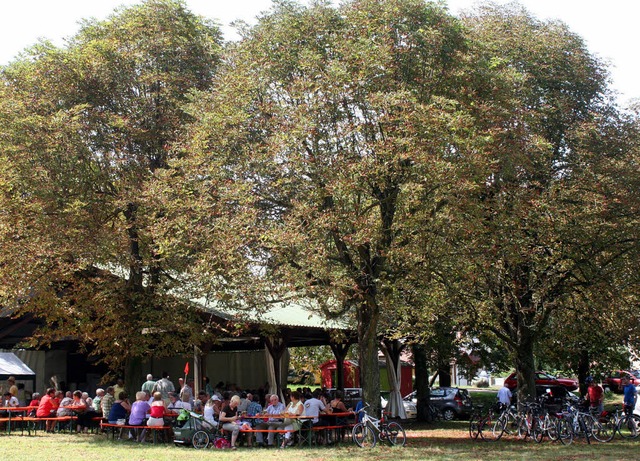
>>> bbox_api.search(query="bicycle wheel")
[479,414,503,442]
[545,414,559,441]
[517,416,531,440]
[353,422,377,448]
[385,422,406,447]
[594,415,616,442]
[617,414,640,439]
[531,417,544,444]
[588,416,611,443]
[469,414,481,440]
[556,418,573,446]
[192,430,210,449]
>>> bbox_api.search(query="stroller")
[173,411,229,449]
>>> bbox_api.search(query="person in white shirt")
[497,384,513,407]
[303,390,326,425]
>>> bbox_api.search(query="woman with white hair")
[219,394,241,449]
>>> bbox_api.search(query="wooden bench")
[100,421,171,443]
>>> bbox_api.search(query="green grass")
[1,421,639,461]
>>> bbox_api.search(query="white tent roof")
[0,352,35,378]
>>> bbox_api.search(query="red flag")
[184,362,190,376]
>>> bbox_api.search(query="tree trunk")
[330,342,350,391]
[357,300,380,416]
[413,343,432,422]
[577,349,590,397]
[514,334,536,407]
[124,356,144,396]
[438,364,452,388]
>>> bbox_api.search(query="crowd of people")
[5,373,354,447]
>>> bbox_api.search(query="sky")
[1,0,638,104]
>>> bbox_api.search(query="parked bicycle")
[352,404,406,448]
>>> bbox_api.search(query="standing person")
[622,377,638,415]
[153,372,175,402]
[219,394,242,450]
[179,379,194,408]
[204,377,214,398]
[113,378,126,399]
[141,374,156,395]
[585,376,604,415]
[6,377,18,398]
[497,382,513,408]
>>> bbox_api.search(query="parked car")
[380,393,417,419]
[287,368,317,385]
[526,385,579,411]
[504,371,578,391]
[603,370,640,393]
[328,387,417,419]
[412,387,473,421]
[327,387,363,410]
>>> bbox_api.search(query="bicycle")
[557,403,595,445]
[616,405,640,439]
[477,405,504,442]
[468,404,485,440]
[352,404,406,448]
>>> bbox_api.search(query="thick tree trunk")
[438,364,452,388]
[357,300,380,416]
[124,356,144,395]
[413,344,432,422]
[515,334,536,407]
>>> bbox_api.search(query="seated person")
[107,392,131,424]
[255,394,285,447]
[92,389,104,415]
[192,390,208,414]
[167,391,190,413]
[56,391,74,417]
[137,391,167,442]
[28,392,41,416]
[1,392,19,417]
[203,397,219,428]
[128,391,151,441]
[147,391,167,426]
[219,394,242,450]
[129,391,151,426]
[36,388,59,433]
[280,390,305,448]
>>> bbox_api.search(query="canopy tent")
[0,351,35,379]
[0,351,36,381]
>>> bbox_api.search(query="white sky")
[1,1,638,104]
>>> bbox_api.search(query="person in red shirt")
[36,388,59,432]
[586,376,604,415]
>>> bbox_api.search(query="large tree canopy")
[445,3,640,401]
[153,0,486,413]
[0,0,222,369]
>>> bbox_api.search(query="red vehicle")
[504,371,578,391]
[603,370,640,393]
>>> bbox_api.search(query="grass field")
[2,389,632,460]
[1,419,639,461]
